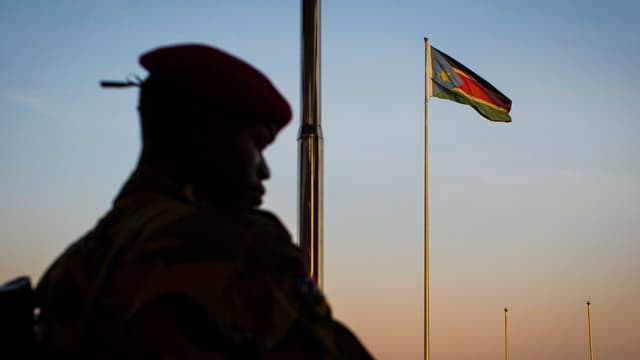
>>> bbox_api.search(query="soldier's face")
[191,119,274,208]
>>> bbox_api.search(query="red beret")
[139,44,291,131]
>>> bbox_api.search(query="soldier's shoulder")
[243,209,304,270]
[150,206,289,239]
[131,206,297,265]
[247,208,291,237]
[37,194,194,289]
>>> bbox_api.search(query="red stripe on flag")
[454,68,511,111]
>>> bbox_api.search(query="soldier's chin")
[250,194,264,208]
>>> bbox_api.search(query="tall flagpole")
[587,301,594,360]
[423,36,431,360]
[299,0,323,289]
[504,307,509,360]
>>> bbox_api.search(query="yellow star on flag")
[439,69,451,83]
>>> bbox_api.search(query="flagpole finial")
[424,37,428,42]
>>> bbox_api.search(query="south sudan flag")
[429,46,512,122]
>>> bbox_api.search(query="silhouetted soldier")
[36,44,373,359]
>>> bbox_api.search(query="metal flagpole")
[299,0,323,289]
[504,308,509,360]
[587,301,594,360]
[423,36,431,360]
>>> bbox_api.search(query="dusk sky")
[1,1,639,359]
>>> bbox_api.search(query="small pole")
[504,307,509,360]
[423,36,431,360]
[587,301,594,360]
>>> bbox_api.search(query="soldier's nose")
[258,153,270,180]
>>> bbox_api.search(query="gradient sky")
[1,1,639,359]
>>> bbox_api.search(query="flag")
[429,46,512,122]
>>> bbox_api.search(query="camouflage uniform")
[37,170,372,359]
[36,44,373,359]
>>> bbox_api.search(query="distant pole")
[504,307,509,360]
[299,0,323,289]
[423,37,431,360]
[587,301,594,360]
